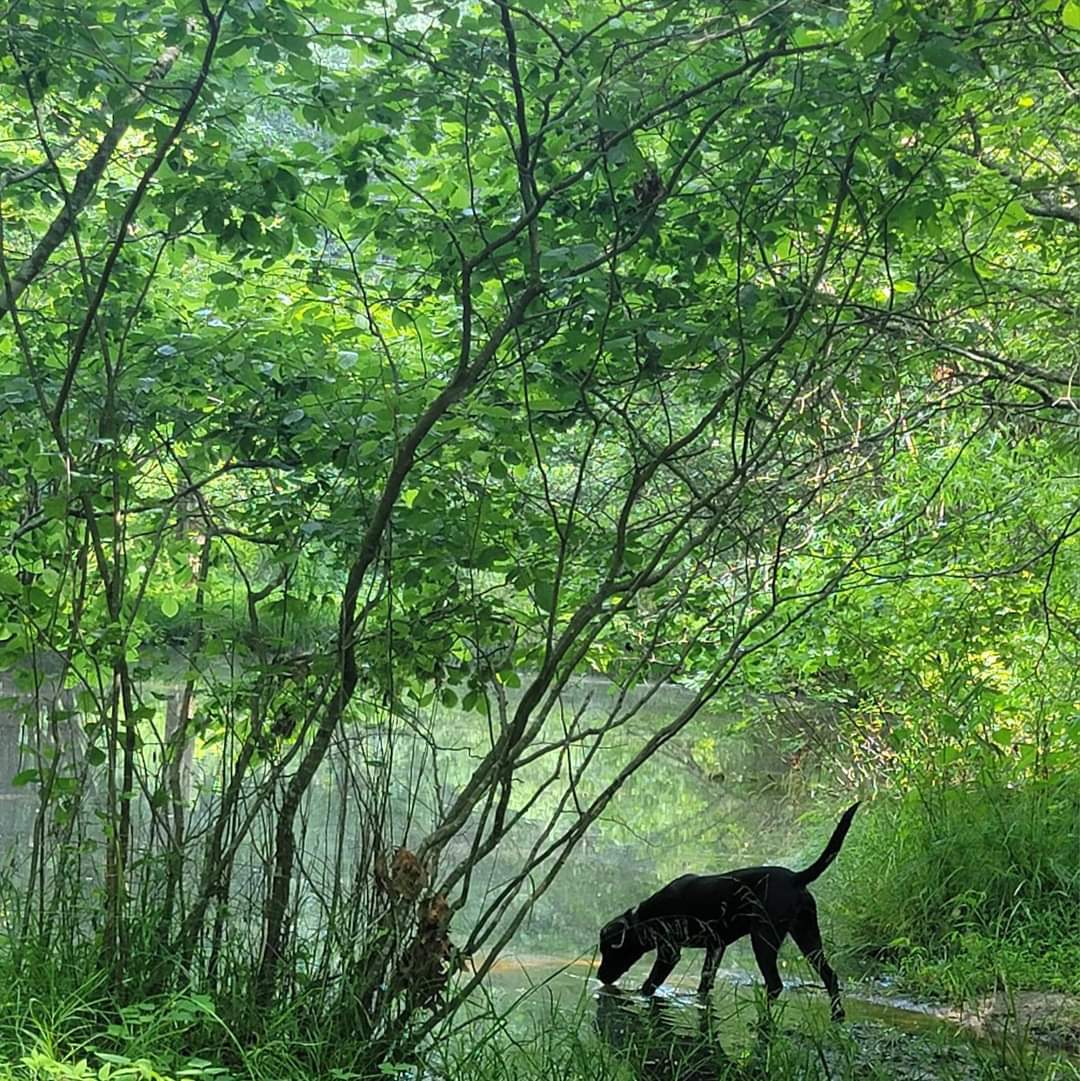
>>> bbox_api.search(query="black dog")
[597,803,859,1021]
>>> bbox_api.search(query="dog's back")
[636,865,808,941]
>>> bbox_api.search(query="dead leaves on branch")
[375,847,463,1007]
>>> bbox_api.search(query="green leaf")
[1064,1,1080,29]
[11,769,39,787]
[216,37,250,61]
[893,280,917,294]
[161,597,180,618]
[534,580,556,612]
[852,20,888,57]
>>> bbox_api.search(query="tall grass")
[828,774,1080,1000]
[1,937,1076,1081]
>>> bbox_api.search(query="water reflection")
[594,987,735,1080]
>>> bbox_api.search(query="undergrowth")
[1,982,1076,1081]
[828,774,1080,1001]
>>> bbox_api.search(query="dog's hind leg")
[750,931,785,1007]
[790,898,844,1021]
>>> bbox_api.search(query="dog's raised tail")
[793,802,860,886]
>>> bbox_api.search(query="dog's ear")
[601,908,636,950]
[600,917,625,949]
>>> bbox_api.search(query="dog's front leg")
[640,945,680,996]
[698,944,724,997]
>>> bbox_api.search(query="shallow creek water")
[475,954,1078,1080]
[484,952,958,1038]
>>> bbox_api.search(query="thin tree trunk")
[254,283,540,1003]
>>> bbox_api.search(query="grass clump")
[829,775,1080,1001]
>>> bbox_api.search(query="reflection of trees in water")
[594,989,734,1081]
[593,991,992,1081]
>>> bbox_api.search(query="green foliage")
[724,426,1080,787]
[0,0,1078,1070]
[830,777,1080,999]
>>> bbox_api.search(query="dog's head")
[597,908,646,985]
